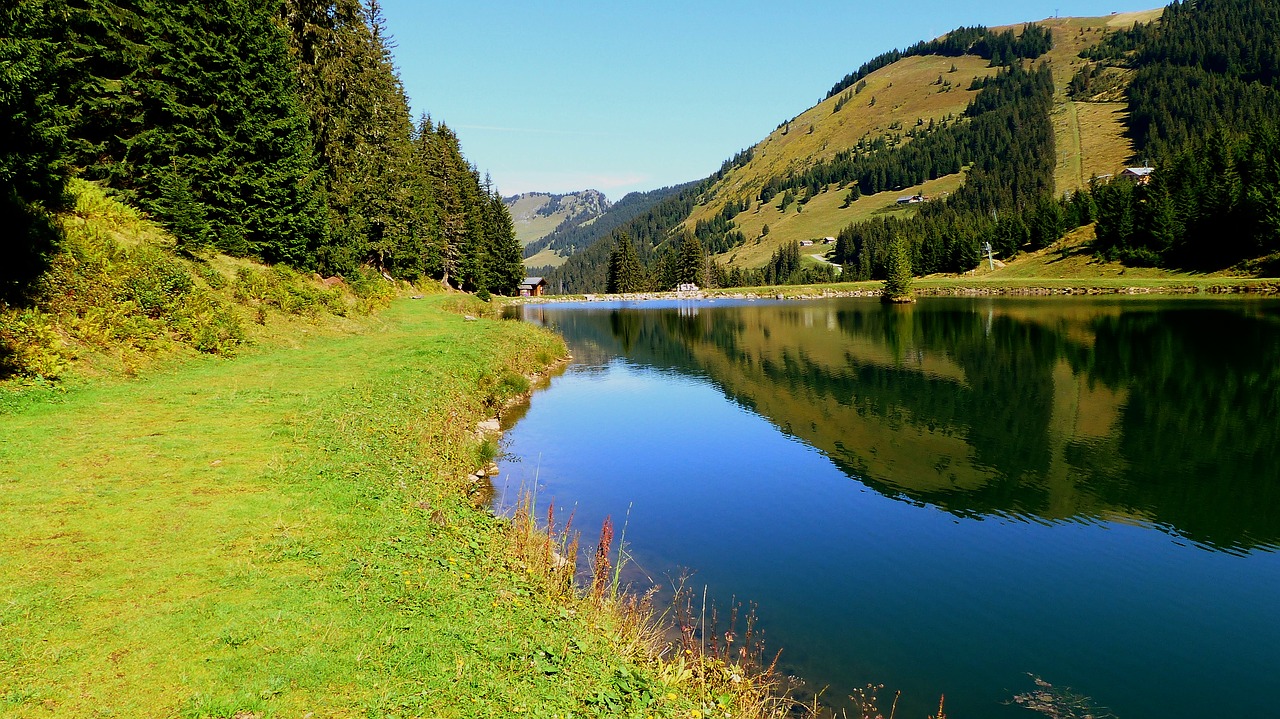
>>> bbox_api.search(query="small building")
[518,277,548,297]
[799,240,814,247]
[675,283,699,293]
[896,193,926,205]
[822,237,836,245]
[1121,167,1155,184]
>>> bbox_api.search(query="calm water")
[495,297,1280,719]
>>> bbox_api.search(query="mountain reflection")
[525,298,1280,553]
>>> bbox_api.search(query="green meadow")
[0,295,739,717]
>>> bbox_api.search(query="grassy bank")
[1,185,779,717]
[1,294,742,717]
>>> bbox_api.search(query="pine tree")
[152,161,212,253]
[606,232,644,293]
[483,189,524,294]
[882,235,914,302]
[1,0,72,303]
[674,232,706,287]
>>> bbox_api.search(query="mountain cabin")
[519,277,548,297]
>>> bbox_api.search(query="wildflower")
[666,692,678,701]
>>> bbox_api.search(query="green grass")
[1,180,782,719]
[720,172,967,268]
[0,295,747,718]
[523,247,568,269]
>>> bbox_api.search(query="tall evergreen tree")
[1,0,72,303]
[882,235,914,302]
[674,232,707,287]
[606,232,645,293]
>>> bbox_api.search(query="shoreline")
[511,277,1280,304]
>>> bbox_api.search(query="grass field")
[1039,10,1162,194]
[685,52,996,244]
[720,172,967,268]
[0,186,772,718]
[523,247,568,269]
[1,295,747,717]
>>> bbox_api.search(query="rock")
[464,315,478,322]
[476,418,500,434]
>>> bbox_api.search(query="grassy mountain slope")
[681,11,1159,270]
[503,190,610,248]
[1044,10,1164,193]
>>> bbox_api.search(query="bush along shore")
[0,185,793,717]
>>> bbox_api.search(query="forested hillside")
[1084,0,1280,270]
[547,2,1280,295]
[2,0,522,304]
[536,182,695,287]
[547,21,1064,294]
[504,189,609,251]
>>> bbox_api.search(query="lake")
[495,296,1280,719]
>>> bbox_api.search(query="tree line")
[2,0,522,304]
[604,232,836,295]
[825,23,1052,100]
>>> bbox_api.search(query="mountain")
[547,9,1185,294]
[502,190,610,261]
[523,182,695,280]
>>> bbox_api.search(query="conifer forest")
[2,0,523,304]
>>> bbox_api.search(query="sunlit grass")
[0,295,693,717]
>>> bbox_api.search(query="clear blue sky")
[379,0,1160,200]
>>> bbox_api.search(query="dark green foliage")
[151,162,212,253]
[8,0,518,296]
[674,233,707,287]
[606,233,646,293]
[117,0,325,264]
[1,0,72,304]
[1088,0,1280,269]
[546,181,707,294]
[765,241,801,285]
[881,236,913,300]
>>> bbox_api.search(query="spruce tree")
[674,232,706,287]
[1,0,72,303]
[484,190,524,294]
[606,232,644,293]
[882,235,915,302]
[152,161,212,253]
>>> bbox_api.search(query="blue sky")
[378,0,1161,200]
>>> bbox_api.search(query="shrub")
[0,307,70,379]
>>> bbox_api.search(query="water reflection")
[524,298,1280,553]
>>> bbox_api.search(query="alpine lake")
[494,296,1280,719]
